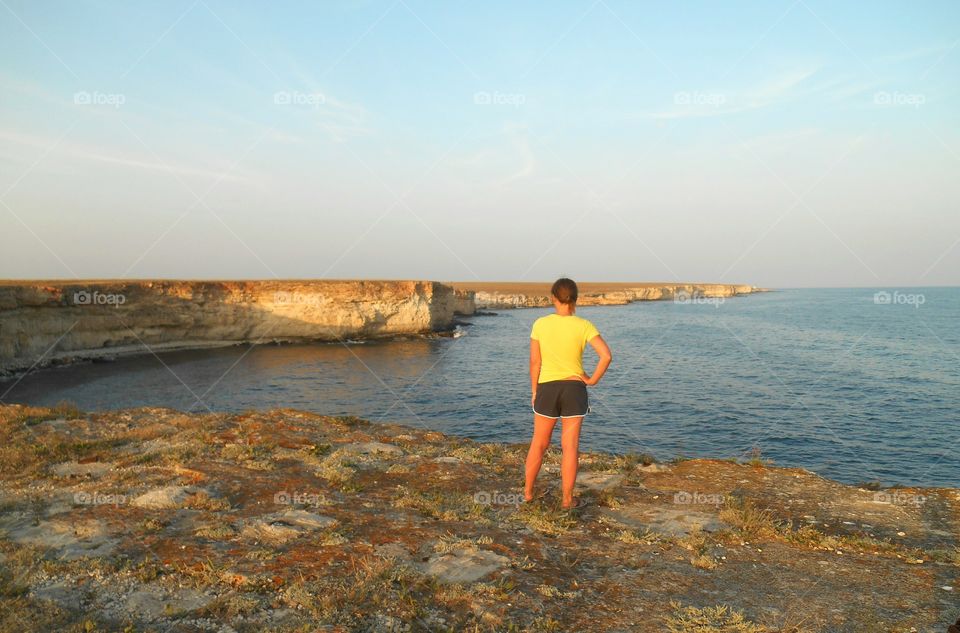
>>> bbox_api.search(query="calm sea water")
[2,288,957,487]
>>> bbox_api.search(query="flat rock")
[125,587,210,619]
[242,521,303,543]
[31,581,83,610]
[599,505,722,537]
[434,456,461,464]
[270,508,337,530]
[420,547,509,584]
[577,472,625,491]
[131,485,198,509]
[242,509,337,543]
[341,441,404,456]
[374,542,412,560]
[3,517,116,560]
[51,461,114,478]
[637,463,671,473]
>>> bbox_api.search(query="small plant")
[926,547,960,565]
[679,527,719,570]
[615,528,661,546]
[597,489,623,508]
[665,601,768,632]
[194,522,236,540]
[513,503,576,537]
[719,498,779,539]
[140,517,167,532]
[744,447,771,468]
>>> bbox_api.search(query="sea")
[2,287,957,488]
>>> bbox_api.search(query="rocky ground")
[0,404,956,632]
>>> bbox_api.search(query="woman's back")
[530,313,600,383]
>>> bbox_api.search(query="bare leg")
[560,416,584,508]
[525,414,557,501]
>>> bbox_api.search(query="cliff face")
[453,289,476,316]
[468,283,762,309]
[0,280,459,377]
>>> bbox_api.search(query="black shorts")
[533,379,590,419]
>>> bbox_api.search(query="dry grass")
[184,490,231,512]
[665,602,768,632]
[927,547,960,565]
[678,527,719,570]
[432,533,493,555]
[9,401,83,426]
[513,503,576,537]
[194,522,237,540]
[719,498,780,540]
[314,450,357,485]
[392,485,484,522]
[614,527,662,546]
[450,443,501,464]
[743,447,772,468]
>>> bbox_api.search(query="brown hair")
[551,278,578,305]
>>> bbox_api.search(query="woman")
[525,278,612,509]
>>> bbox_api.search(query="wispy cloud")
[0,129,261,183]
[636,66,880,120]
[289,67,373,142]
[873,42,956,65]
[498,123,537,187]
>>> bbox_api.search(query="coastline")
[447,281,768,310]
[1,404,956,631]
[0,280,461,379]
[0,279,766,378]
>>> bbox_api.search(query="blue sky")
[1,0,958,286]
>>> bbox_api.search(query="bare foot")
[561,497,582,510]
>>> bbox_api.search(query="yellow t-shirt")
[530,314,601,383]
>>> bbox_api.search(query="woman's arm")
[530,339,542,405]
[583,335,612,386]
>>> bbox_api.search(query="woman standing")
[525,278,612,509]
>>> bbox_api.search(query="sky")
[1,0,958,288]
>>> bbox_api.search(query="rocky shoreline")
[0,404,956,632]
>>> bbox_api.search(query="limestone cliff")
[0,280,459,377]
[453,289,476,316]
[450,282,764,309]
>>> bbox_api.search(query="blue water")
[2,288,957,487]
